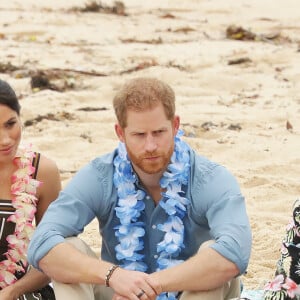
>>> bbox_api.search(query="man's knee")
[198,240,214,252]
[65,237,97,258]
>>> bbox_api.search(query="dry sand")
[1,0,299,291]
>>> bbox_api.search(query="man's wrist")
[105,264,120,287]
[150,272,163,295]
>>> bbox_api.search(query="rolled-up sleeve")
[191,156,252,274]
[27,157,111,269]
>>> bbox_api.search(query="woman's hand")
[0,284,19,300]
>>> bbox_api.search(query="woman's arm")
[0,154,62,299]
[0,267,50,299]
[35,155,62,224]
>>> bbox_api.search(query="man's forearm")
[150,247,239,293]
[39,242,160,300]
[39,243,111,285]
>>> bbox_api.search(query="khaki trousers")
[53,238,241,300]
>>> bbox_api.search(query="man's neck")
[133,166,165,204]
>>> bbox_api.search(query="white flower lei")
[113,131,190,300]
[0,146,41,289]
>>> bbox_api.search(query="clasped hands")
[109,268,162,300]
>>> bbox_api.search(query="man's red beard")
[127,146,174,174]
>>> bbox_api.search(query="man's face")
[115,103,179,175]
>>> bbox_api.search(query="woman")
[0,79,61,300]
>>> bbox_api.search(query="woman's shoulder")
[33,153,62,203]
[35,153,60,180]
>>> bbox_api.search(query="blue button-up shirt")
[28,146,252,274]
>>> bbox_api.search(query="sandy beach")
[1,0,299,291]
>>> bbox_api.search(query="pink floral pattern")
[263,200,300,299]
[282,277,300,298]
[0,146,41,289]
[264,274,285,292]
[264,275,300,299]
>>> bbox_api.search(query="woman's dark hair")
[0,79,21,115]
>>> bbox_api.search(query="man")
[28,77,252,300]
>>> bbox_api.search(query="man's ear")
[115,123,125,142]
[173,115,180,135]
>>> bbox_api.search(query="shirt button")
[152,225,156,229]
[154,255,158,259]
[146,196,150,200]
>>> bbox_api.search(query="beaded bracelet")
[105,264,120,287]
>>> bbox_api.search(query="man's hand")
[109,268,161,300]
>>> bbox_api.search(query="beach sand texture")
[1,0,299,290]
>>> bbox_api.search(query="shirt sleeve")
[191,156,252,274]
[27,158,112,269]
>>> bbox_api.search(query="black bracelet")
[105,264,120,287]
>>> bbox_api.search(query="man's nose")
[144,134,157,152]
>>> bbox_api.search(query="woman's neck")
[0,161,15,179]
[0,161,15,199]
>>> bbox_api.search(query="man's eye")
[154,130,164,135]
